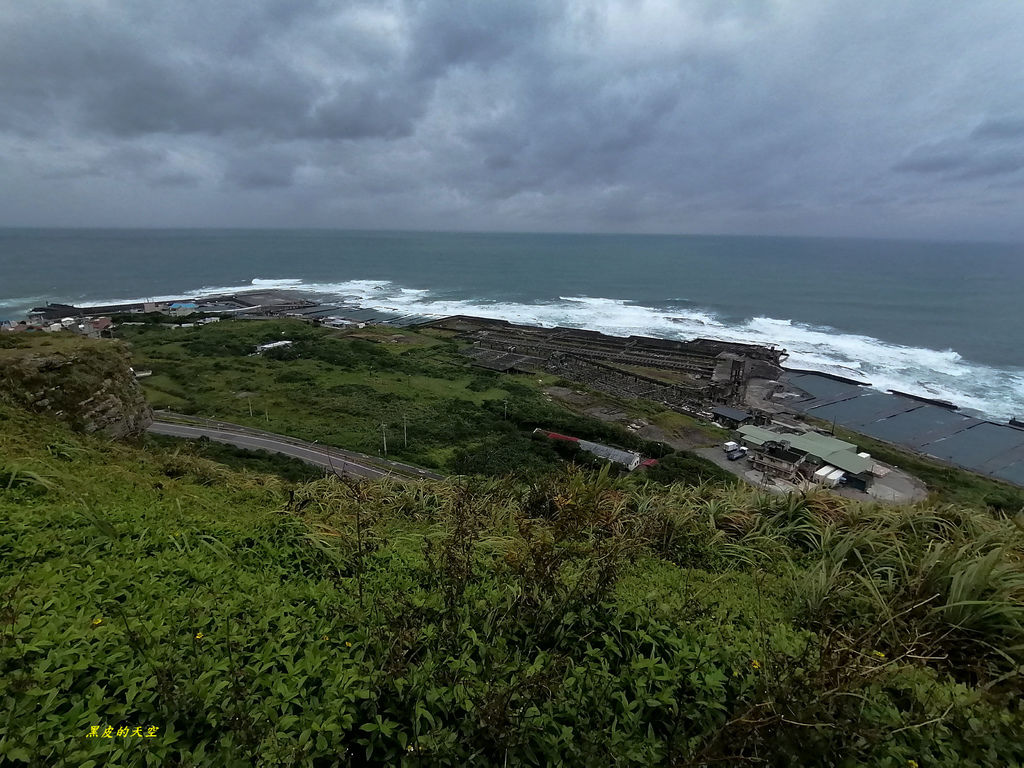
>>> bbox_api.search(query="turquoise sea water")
[1,228,1022,420]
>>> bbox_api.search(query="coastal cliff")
[0,335,152,439]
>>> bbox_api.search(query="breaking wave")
[48,277,1024,422]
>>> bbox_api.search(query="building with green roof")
[736,425,874,478]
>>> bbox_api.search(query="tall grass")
[4,404,1024,766]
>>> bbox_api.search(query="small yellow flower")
[750,659,761,670]
[195,632,204,640]
[907,760,918,768]
[873,650,886,659]
[91,618,103,626]
[322,635,329,641]
[345,641,352,647]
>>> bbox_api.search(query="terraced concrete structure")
[424,315,786,412]
[782,372,1024,488]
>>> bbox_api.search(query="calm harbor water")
[1,228,1022,420]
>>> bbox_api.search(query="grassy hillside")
[3,399,1023,766]
[118,319,732,483]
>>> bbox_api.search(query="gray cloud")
[895,122,1024,180]
[225,149,300,189]
[971,117,1024,141]
[893,145,972,174]
[1,0,1024,239]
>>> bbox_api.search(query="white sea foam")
[0,295,48,311]
[27,276,1024,421]
[249,278,305,289]
[291,281,1024,420]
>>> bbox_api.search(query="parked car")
[725,448,746,461]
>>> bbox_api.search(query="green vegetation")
[145,434,327,484]
[647,407,731,442]
[642,451,735,486]
[0,332,104,358]
[0,334,30,350]
[119,319,703,479]
[3,401,1023,765]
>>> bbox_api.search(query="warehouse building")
[710,405,754,429]
[533,429,643,470]
[736,425,876,490]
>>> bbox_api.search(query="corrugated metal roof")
[711,405,752,422]
[577,439,640,467]
[737,425,873,475]
[538,430,641,467]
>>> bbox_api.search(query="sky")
[2,0,1023,240]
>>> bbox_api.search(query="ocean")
[1,228,1022,421]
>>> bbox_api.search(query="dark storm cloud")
[895,122,1024,180]
[971,118,1024,141]
[1,0,1024,238]
[0,1,431,141]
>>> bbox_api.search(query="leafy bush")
[0,464,51,497]
[452,433,561,477]
[146,435,326,483]
[2,410,1024,766]
[465,374,498,392]
[642,451,735,486]
[0,334,29,349]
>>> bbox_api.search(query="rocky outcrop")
[0,339,152,439]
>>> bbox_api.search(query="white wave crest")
[314,285,1024,421]
[18,277,1023,421]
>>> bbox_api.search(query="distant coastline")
[2,229,1022,421]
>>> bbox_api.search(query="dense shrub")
[643,451,735,486]
[2,409,1024,766]
[146,435,326,483]
[0,334,28,349]
[451,433,561,477]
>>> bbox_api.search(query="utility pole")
[503,399,508,420]
[265,406,270,424]
[247,397,253,418]
[381,422,387,458]
[403,414,408,448]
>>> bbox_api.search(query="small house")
[169,302,198,317]
[710,406,754,429]
[82,317,113,338]
[737,425,875,489]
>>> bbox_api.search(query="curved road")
[149,420,442,482]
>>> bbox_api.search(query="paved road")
[149,420,441,482]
